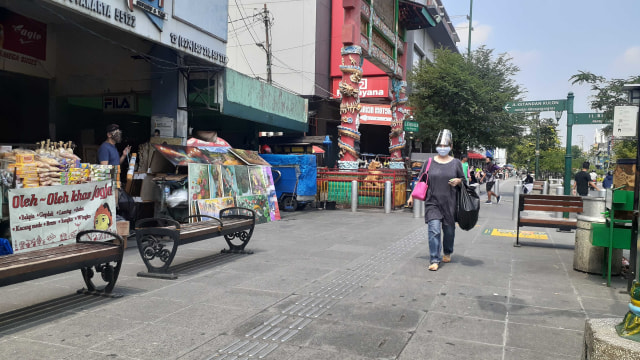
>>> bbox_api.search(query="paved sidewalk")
[0,179,631,359]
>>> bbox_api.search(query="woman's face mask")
[436,146,451,156]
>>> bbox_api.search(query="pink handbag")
[411,158,432,201]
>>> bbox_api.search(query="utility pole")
[263,4,272,84]
[467,0,473,58]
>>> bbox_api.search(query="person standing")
[481,157,501,204]
[460,154,469,182]
[407,129,465,271]
[573,162,600,196]
[98,124,130,166]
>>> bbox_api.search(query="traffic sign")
[404,120,419,132]
[503,100,566,113]
[573,113,609,125]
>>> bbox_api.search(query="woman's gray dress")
[419,158,465,226]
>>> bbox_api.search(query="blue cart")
[260,154,317,211]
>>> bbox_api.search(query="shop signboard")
[359,104,393,125]
[45,0,228,66]
[103,94,137,113]
[0,8,47,61]
[8,181,117,254]
[331,77,391,99]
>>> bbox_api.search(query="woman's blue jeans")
[427,219,455,264]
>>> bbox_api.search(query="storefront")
[0,0,229,159]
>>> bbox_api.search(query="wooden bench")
[135,207,256,279]
[516,194,583,246]
[532,180,545,194]
[0,230,125,297]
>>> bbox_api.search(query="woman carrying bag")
[408,129,465,271]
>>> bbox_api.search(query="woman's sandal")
[428,263,439,271]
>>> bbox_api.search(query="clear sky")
[443,0,640,150]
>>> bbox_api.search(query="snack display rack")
[0,141,119,242]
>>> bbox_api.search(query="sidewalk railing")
[317,168,407,209]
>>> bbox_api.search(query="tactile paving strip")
[207,227,427,359]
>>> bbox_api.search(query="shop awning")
[467,151,485,160]
[399,0,439,30]
[221,69,308,132]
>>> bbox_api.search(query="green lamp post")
[563,92,575,196]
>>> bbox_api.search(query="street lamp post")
[533,113,540,180]
[563,92,575,196]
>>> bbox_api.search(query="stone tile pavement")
[0,177,632,359]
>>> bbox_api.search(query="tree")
[409,46,524,155]
[570,71,640,165]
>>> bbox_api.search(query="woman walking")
[408,129,465,271]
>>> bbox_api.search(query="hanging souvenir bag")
[410,158,432,201]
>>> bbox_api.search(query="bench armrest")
[181,215,223,228]
[76,230,125,251]
[220,207,256,222]
[135,217,181,231]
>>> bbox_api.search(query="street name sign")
[404,120,419,132]
[574,113,608,125]
[503,99,566,113]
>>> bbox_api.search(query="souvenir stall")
[0,141,118,254]
[130,144,280,224]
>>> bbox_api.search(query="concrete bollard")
[495,179,500,196]
[413,199,422,218]
[543,180,549,195]
[554,185,564,218]
[512,184,521,221]
[384,181,391,214]
[351,180,358,212]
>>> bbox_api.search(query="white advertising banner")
[9,181,117,253]
[613,106,638,138]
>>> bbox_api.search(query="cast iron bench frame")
[516,194,583,246]
[135,207,256,279]
[0,230,125,297]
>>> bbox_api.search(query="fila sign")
[103,94,137,113]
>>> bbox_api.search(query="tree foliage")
[409,46,524,155]
[569,71,640,161]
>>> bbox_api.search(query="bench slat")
[522,199,583,207]
[0,245,121,280]
[0,243,107,267]
[519,217,577,227]
[522,204,582,212]
[521,194,582,201]
[180,219,253,240]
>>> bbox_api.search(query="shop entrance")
[0,71,49,145]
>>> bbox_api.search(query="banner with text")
[9,181,116,253]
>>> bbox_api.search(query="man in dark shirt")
[98,124,130,166]
[481,157,501,204]
[573,162,599,196]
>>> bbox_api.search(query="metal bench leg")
[78,259,123,298]
[136,231,180,280]
[223,228,255,254]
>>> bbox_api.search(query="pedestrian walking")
[481,157,501,204]
[407,129,465,271]
[460,154,469,182]
[603,170,614,189]
[573,162,600,196]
